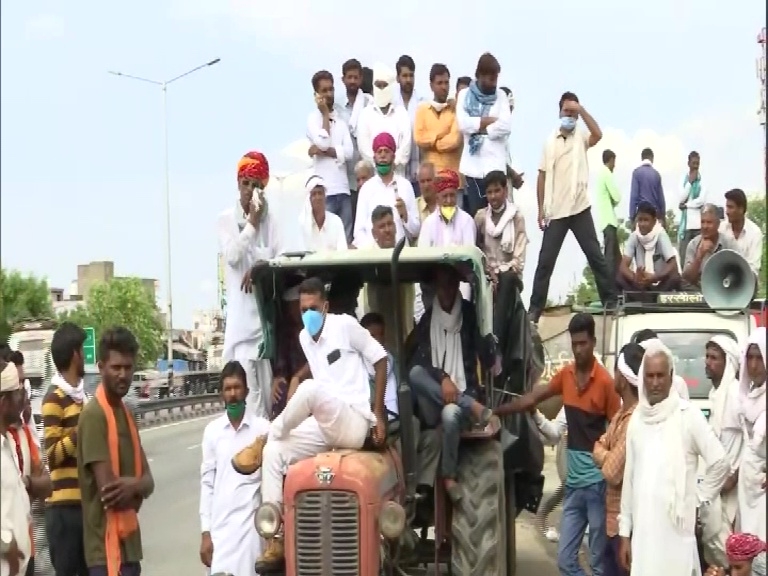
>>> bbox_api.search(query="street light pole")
[108,58,221,371]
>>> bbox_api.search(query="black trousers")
[529,208,616,320]
[25,557,34,576]
[602,225,622,285]
[46,505,89,576]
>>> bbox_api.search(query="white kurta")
[200,413,271,576]
[0,435,31,576]
[619,404,729,576]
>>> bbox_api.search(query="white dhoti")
[736,425,766,540]
[230,341,273,419]
[262,379,371,505]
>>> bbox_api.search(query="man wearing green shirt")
[594,149,622,282]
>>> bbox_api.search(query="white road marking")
[139,414,218,435]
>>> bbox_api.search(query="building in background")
[76,260,158,303]
[48,286,83,315]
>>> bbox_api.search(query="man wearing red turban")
[216,150,281,421]
[705,533,766,575]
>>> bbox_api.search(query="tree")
[59,277,164,367]
[748,194,767,297]
[566,210,679,304]
[0,269,54,343]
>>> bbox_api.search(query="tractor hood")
[284,449,402,505]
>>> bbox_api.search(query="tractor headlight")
[254,503,282,539]
[379,501,406,539]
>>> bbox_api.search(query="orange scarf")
[94,384,143,576]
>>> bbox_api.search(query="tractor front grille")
[295,490,360,576]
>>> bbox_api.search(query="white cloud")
[24,13,65,41]
[198,279,215,295]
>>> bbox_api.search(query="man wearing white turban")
[356,63,412,177]
[636,330,691,400]
[700,334,745,566]
[618,339,731,576]
[736,327,767,541]
[298,175,348,252]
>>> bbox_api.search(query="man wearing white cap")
[298,175,348,252]
[700,334,744,567]
[618,339,730,576]
[0,362,33,576]
[634,328,691,400]
[736,327,767,541]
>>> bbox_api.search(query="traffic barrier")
[134,393,223,428]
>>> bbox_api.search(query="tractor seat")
[362,415,401,450]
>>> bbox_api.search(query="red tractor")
[251,242,545,575]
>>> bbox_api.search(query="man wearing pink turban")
[352,132,420,248]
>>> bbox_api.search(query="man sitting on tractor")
[231,277,389,570]
[408,265,495,503]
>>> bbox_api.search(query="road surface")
[139,415,562,575]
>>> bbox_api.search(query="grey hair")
[354,159,374,175]
[418,162,435,177]
[700,203,721,220]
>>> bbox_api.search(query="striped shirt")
[42,387,83,505]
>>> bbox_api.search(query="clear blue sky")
[2,0,764,325]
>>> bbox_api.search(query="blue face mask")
[560,116,576,131]
[301,309,325,337]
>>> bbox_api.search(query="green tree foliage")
[748,195,767,297]
[566,210,679,304]
[59,277,164,367]
[0,269,54,342]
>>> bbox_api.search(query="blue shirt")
[629,162,666,220]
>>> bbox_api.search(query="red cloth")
[726,533,766,561]
[372,132,396,153]
[434,169,460,193]
[237,151,270,184]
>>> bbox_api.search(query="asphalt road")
[138,415,561,575]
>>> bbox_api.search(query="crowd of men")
[1,325,153,576]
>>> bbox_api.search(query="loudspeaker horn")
[701,249,755,315]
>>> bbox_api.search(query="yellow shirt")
[413,102,462,175]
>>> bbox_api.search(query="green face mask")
[375,163,392,176]
[225,400,246,420]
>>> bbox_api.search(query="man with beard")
[392,55,424,193]
[298,175,348,251]
[356,64,412,178]
[336,59,373,202]
[200,360,270,576]
[736,327,766,541]
[1,362,33,576]
[456,53,512,217]
[699,335,744,567]
[77,327,154,576]
[414,64,462,206]
[217,151,282,419]
[42,322,89,576]
[307,70,354,243]
[618,340,730,576]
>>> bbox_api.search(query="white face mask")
[373,84,393,109]
[431,101,448,112]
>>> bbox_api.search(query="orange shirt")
[413,102,462,175]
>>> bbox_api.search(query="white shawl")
[635,222,663,272]
[740,327,767,446]
[639,338,690,400]
[542,129,589,219]
[430,295,466,392]
[484,201,517,253]
[299,175,329,250]
[708,335,742,437]
[636,338,690,531]
[51,372,85,404]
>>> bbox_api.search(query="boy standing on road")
[78,327,154,576]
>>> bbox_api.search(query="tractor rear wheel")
[451,440,507,575]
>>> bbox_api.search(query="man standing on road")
[233,277,388,571]
[617,339,730,576]
[1,362,33,576]
[493,313,620,576]
[217,151,282,419]
[42,322,89,576]
[200,361,271,576]
[699,335,744,567]
[78,327,155,576]
[528,92,615,324]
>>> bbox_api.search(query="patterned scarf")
[463,81,497,155]
[678,172,701,241]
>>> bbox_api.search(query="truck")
[7,318,57,390]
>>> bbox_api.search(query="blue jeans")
[326,193,353,245]
[557,481,607,576]
[463,176,488,217]
[408,365,474,479]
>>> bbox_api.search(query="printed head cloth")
[0,363,20,393]
[726,533,767,563]
[372,132,396,154]
[434,169,460,194]
[237,151,270,186]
